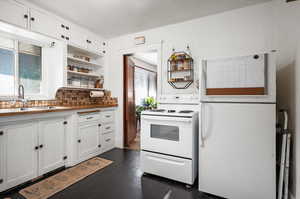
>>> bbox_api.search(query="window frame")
[0,38,45,100]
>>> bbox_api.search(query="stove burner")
[168,110,176,113]
[179,110,194,114]
[150,109,165,112]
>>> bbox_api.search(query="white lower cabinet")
[38,119,66,175]
[4,122,38,189]
[0,118,66,192]
[78,121,100,162]
[101,132,114,153]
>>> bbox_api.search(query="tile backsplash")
[0,88,118,109]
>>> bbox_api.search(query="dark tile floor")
[1,149,221,199]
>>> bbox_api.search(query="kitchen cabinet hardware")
[105,138,111,142]
[34,146,39,150]
[61,24,65,28]
[30,17,35,21]
[63,121,68,125]
[66,37,69,40]
[102,50,106,54]
[98,124,101,127]
[86,117,94,120]
[105,115,110,118]
[78,139,81,143]
[103,42,106,46]
[0,131,3,136]
[61,35,65,39]
[0,179,3,184]
[63,156,67,160]
[105,126,111,130]
[39,144,44,149]
[24,14,28,19]
[66,26,69,30]
[98,144,101,148]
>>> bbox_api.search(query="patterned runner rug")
[19,157,113,199]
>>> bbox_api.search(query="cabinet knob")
[98,144,101,148]
[39,144,44,149]
[0,131,3,136]
[78,139,81,143]
[66,26,70,30]
[30,17,35,21]
[102,50,106,54]
[34,146,39,150]
[24,14,28,19]
[61,24,65,28]
[103,42,106,46]
[98,124,101,127]
[66,37,69,40]
[61,35,65,39]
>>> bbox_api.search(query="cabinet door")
[38,118,66,175]
[69,26,88,49]
[5,122,38,189]
[0,0,28,28]
[78,122,100,162]
[29,8,61,39]
[87,36,101,53]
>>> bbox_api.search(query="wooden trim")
[134,65,157,73]
[206,87,265,95]
[77,110,100,114]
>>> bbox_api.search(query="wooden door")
[38,118,66,175]
[5,122,38,189]
[124,55,137,147]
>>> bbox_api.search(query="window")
[0,37,42,98]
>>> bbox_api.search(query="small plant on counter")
[135,97,157,119]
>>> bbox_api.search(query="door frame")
[121,43,162,148]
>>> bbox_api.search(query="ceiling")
[28,0,271,38]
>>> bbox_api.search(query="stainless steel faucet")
[18,85,27,108]
[18,84,24,100]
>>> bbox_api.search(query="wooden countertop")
[0,104,118,117]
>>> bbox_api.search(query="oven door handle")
[141,116,192,123]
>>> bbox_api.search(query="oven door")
[141,115,193,158]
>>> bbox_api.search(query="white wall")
[107,1,300,197]
[107,2,275,146]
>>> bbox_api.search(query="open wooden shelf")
[63,86,104,91]
[168,69,192,73]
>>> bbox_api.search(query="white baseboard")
[289,191,295,199]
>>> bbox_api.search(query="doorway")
[123,50,158,150]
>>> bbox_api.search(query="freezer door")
[199,103,276,199]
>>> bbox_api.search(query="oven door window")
[150,124,179,141]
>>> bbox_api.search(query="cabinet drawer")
[102,123,114,134]
[102,133,114,152]
[78,112,100,123]
[101,111,114,123]
[141,151,193,185]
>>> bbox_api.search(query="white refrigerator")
[198,53,276,199]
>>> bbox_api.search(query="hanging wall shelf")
[167,47,194,89]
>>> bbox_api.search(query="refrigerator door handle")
[200,103,205,147]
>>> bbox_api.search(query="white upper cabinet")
[87,35,102,53]
[29,8,61,39]
[38,118,66,175]
[4,122,39,189]
[68,25,88,49]
[0,0,28,29]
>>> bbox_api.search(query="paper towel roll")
[90,91,104,98]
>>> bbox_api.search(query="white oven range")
[140,109,198,185]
